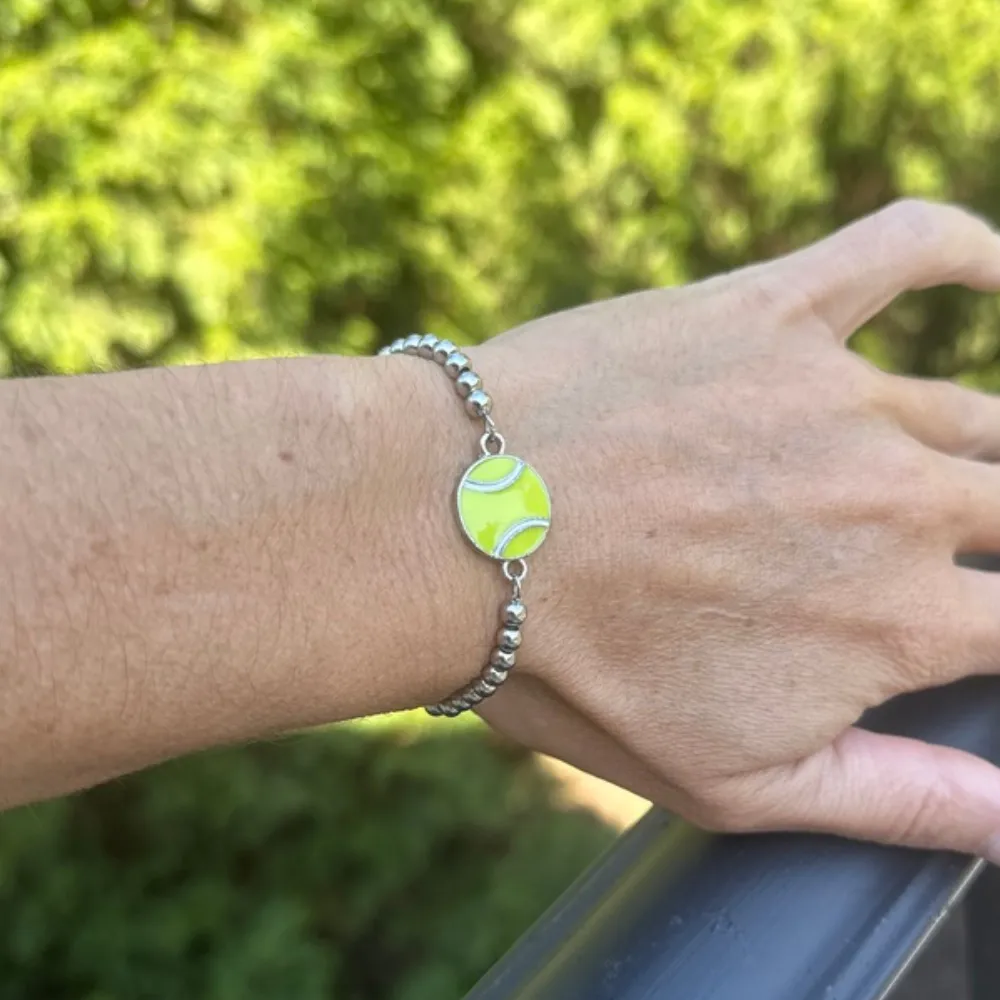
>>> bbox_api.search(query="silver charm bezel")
[455,454,552,561]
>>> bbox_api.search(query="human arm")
[0,355,494,805]
[7,199,1000,866]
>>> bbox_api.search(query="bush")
[3,2,999,996]
[0,721,615,1000]
[3,1,1000,377]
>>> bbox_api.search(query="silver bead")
[441,704,461,718]
[490,648,516,671]
[389,338,406,353]
[444,351,471,379]
[425,704,444,717]
[402,333,422,354]
[463,686,484,705]
[497,626,521,652]
[465,389,492,418]
[418,333,439,358]
[502,599,527,627]
[377,346,392,356]
[432,339,457,364]
[473,677,498,697]
[484,664,508,685]
[451,693,473,712]
[454,370,483,398]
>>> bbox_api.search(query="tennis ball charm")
[456,455,552,560]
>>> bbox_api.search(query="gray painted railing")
[465,676,1000,1000]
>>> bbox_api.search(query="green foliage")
[3,2,1000,994]
[0,723,614,1000]
[2,0,1000,375]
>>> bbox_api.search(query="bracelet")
[378,333,552,717]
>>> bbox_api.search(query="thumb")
[750,727,1000,862]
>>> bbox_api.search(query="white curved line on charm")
[462,459,526,493]
[492,517,551,559]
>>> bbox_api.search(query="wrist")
[372,353,502,708]
[371,335,556,717]
[304,352,498,718]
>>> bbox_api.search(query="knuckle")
[723,267,792,319]
[904,451,978,536]
[881,198,949,247]
[879,198,986,272]
[892,771,959,845]
[929,583,995,679]
[835,440,926,527]
[959,593,1000,664]
[724,260,838,334]
[936,378,974,416]
[878,603,956,687]
[872,442,946,527]
[932,381,996,460]
[877,435,926,478]
[838,360,887,411]
[931,476,974,536]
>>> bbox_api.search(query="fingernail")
[983,834,1000,867]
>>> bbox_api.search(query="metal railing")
[465,675,1000,1000]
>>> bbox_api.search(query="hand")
[472,199,1000,860]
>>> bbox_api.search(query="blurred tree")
[2,2,999,995]
[0,721,614,1000]
[2,0,1000,376]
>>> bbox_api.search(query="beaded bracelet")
[378,333,552,717]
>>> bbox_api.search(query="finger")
[767,200,1000,338]
[942,459,1000,554]
[882,373,1000,461]
[954,569,1000,675]
[726,727,1000,860]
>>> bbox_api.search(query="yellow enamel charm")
[456,455,551,560]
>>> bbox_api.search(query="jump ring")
[502,558,528,585]
[479,430,506,455]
